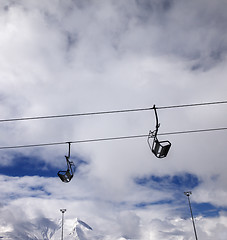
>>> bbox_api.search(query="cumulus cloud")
[0,0,227,239]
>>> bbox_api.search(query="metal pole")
[184,192,198,240]
[60,209,66,240]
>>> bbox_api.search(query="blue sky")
[0,152,88,177]
[0,0,227,239]
[0,154,59,177]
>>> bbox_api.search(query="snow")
[0,216,138,240]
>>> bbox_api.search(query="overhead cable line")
[0,107,151,123]
[0,126,226,150]
[0,100,227,123]
[157,100,227,110]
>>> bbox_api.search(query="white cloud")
[0,0,227,239]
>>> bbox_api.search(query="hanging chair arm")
[65,142,71,168]
[66,142,71,159]
[153,105,160,137]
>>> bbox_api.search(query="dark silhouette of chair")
[147,105,171,158]
[58,157,75,182]
[151,138,171,158]
[58,143,76,183]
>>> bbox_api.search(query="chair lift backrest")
[148,105,171,158]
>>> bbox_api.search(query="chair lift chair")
[147,105,171,158]
[58,142,76,183]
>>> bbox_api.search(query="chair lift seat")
[58,157,75,183]
[152,139,171,158]
[58,169,73,183]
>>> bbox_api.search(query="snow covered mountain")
[51,217,101,240]
[68,218,93,240]
[0,217,132,240]
[53,218,134,240]
[0,217,59,240]
[0,217,94,240]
